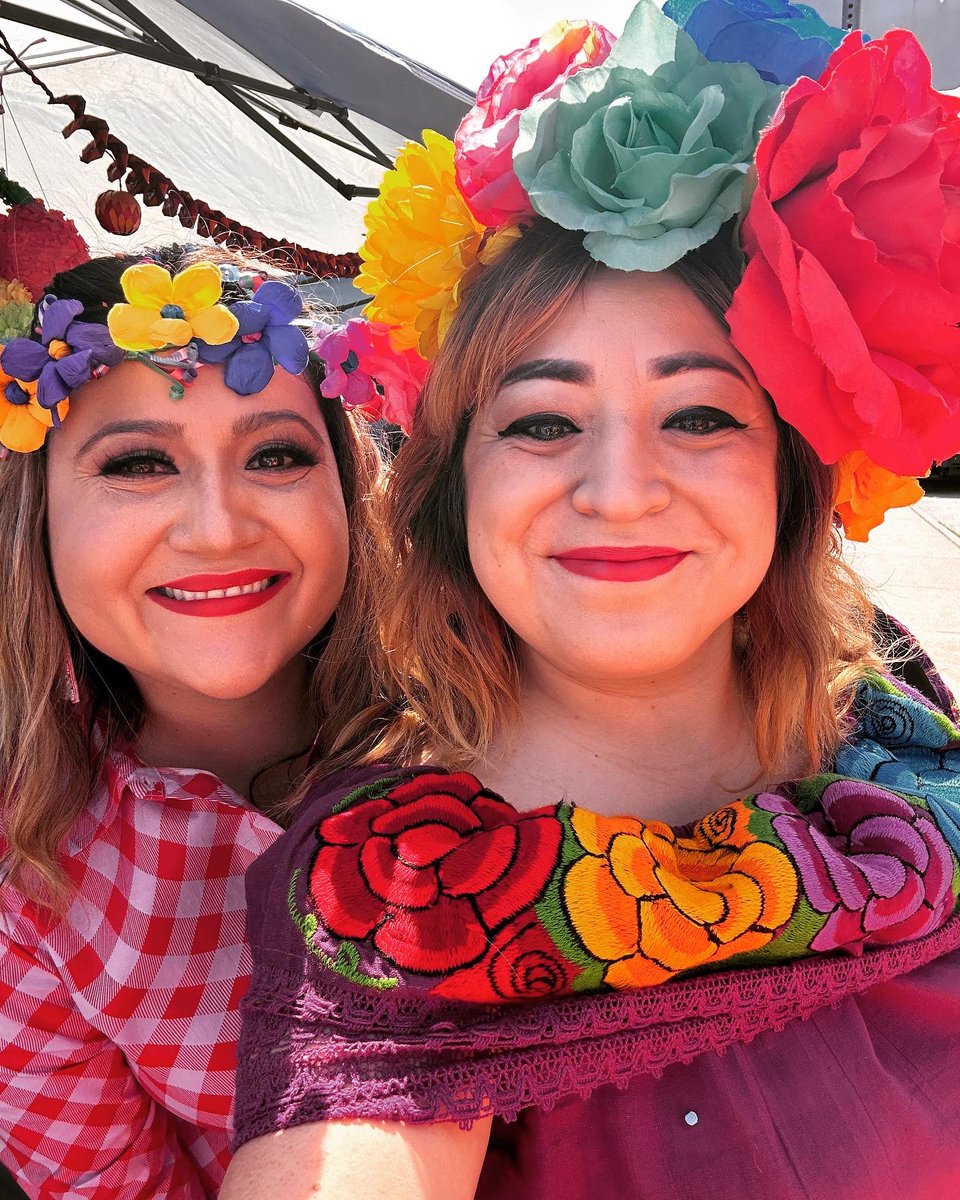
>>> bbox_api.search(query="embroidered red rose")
[728,29,960,476]
[307,772,562,975]
[431,911,580,1003]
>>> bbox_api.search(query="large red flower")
[308,772,562,975]
[728,29,960,477]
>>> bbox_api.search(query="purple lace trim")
[233,909,960,1147]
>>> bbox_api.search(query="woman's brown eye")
[498,414,580,441]
[665,407,748,435]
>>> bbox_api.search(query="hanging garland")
[0,33,361,280]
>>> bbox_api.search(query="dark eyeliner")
[664,405,748,433]
[497,413,580,441]
[97,449,176,477]
[247,439,319,470]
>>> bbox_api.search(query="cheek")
[46,477,160,637]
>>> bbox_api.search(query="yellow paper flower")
[107,262,239,352]
[357,131,521,360]
[0,373,65,453]
[835,451,924,542]
[0,278,32,306]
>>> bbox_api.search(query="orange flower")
[834,450,924,542]
[563,804,799,988]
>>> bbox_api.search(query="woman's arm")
[0,929,212,1199]
[220,1117,493,1200]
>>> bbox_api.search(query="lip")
[157,569,280,590]
[552,546,689,583]
[147,571,292,618]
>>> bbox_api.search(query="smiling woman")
[0,250,388,1198]
[224,3,960,1198]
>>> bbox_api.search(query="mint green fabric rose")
[513,0,783,271]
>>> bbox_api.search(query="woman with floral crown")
[0,247,388,1198]
[223,2,960,1197]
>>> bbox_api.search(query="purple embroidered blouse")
[233,666,960,1198]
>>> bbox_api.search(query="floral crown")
[0,260,311,454]
[315,0,960,541]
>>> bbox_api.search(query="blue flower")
[663,0,846,85]
[195,281,310,396]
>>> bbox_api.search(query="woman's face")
[46,359,349,703]
[462,269,780,689]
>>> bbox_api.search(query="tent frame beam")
[0,1,347,116]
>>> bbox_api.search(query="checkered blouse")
[0,746,281,1198]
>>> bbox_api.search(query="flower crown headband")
[316,0,960,541]
[0,261,311,454]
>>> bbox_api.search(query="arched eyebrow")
[647,352,749,384]
[498,358,594,388]
[498,352,749,390]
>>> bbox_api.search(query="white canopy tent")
[0,0,955,284]
[0,0,473,301]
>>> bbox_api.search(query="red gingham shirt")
[0,745,282,1199]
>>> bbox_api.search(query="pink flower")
[454,20,615,228]
[315,319,428,434]
[728,30,960,476]
[757,782,955,953]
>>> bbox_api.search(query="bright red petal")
[308,845,383,939]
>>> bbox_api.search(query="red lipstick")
[147,570,291,618]
[552,546,689,582]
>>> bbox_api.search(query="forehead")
[54,358,323,442]
[518,269,736,364]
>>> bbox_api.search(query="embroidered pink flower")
[454,20,615,228]
[316,319,428,433]
[728,29,960,476]
[757,781,955,952]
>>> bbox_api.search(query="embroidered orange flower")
[563,803,799,988]
[834,450,924,542]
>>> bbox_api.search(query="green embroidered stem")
[287,869,399,990]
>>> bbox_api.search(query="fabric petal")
[108,305,191,351]
[121,263,174,309]
[0,401,48,452]
[171,262,224,317]
[223,342,274,395]
[255,280,303,325]
[1,339,51,382]
[195,336,241,365]
[40,299,84,343]
[189,305,239,347]
[262,323,310,375]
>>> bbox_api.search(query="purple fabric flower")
[757,782,955,953]
[195,281,309,396]
[0,297,123,413]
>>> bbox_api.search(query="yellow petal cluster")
[835,451,924,542]
[0,373,64,454]
[0,278,32,306]
[356,131,497,360]
[108,262,239,352]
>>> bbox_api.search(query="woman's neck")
[131,657,315,804]
[472,630,771,826]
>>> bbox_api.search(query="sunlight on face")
[462,269,780,690]
[46,359,349,704]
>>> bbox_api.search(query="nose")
[167,465,262,557]
[570,420,672,521]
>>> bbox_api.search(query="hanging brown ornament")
[95,189,142,236]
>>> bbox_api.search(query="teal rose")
[513,0,783,272]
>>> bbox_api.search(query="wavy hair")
[0,252,390,904]
[378,221,881,775]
